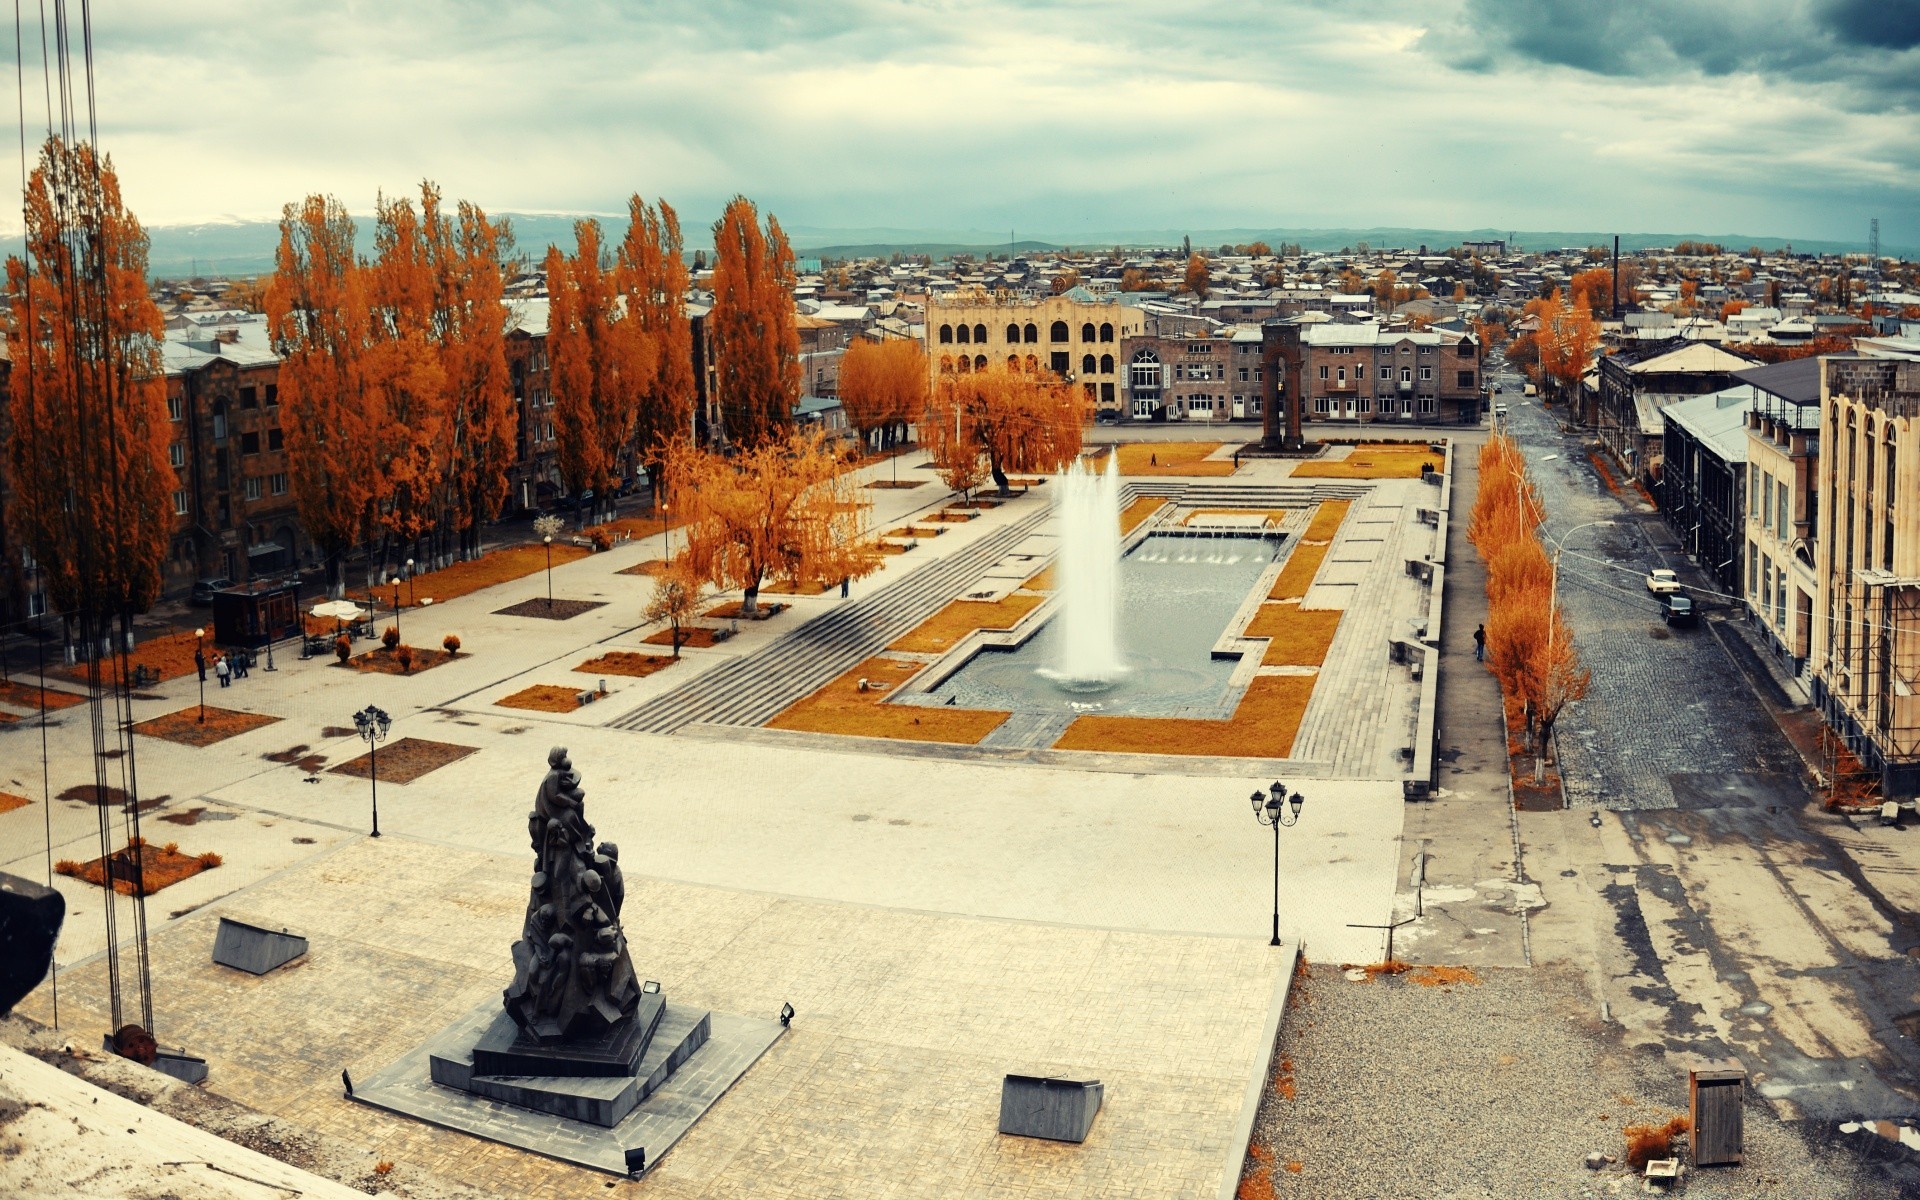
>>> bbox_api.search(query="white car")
[1645,568,1682,595]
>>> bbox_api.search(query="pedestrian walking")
[840,577,850,599]
[194,646,207,682]
[1150,452,1158,467]
[233,650,248,680]
[214,654,231,688]
[1473,623,1487,662]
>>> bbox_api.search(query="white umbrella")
[309,600,367,622]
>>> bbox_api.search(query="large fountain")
[1048,454,1125,689]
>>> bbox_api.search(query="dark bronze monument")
[428,747,709,1126]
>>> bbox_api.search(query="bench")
[1404,558,1435,583]
[1416,507,1441,527]
[129,664,160,688]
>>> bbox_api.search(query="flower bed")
[887,526,943,539]
[328,737,477,784]
[643,625,728,649]
[62,629,203,686]
[762,577,829,595]
[887,593,1044,655]
[768,657,1007,744]
[133,706,281,747]
[56,837,220,895]
[576,651,678,678]
[1052,675,1314,756]
[705,600,790,621]
[497,684,592,713]
[402,541,592,604]
[337,647,454,675]
[492,598,606,620]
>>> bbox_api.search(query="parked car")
[189,577,233,606]
[1663,593,1697,627]
[1645,568,1682,595]
[1523,383,1538,397]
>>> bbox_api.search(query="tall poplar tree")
[4,137,172,645]
[546,220,634,523]
[365,191,449,558]
[616,195,693,493]
[709,196,798,448]
[425,188,515,561]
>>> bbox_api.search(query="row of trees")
[1467,434,1589,782]
[1503,287,1601,402]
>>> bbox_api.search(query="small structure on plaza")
[427,747,709,1129]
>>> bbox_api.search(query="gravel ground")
[1242,963,1903,1200]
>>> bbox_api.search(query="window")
[1100,382,1114,405]
[1419,395,1436,414]
[240,386,258,408]
[244,477,262,501]
[269,428,284,451]
[1355,365,1366,380]
[956,355,970,374]
[1401,367,1413,383]
[1099,354,1113,373]
[1099,322,1113,342]
[1050,321,1069,342]
[1025,353,1040,373]
[270,472,288,496]
[956,324,971,344]
[1082,354,1096,375]
[1356,397,1371,414]
[212,411,227,441]
[1129,348,1161,389]
[241,430,261,455]
[1336,366,1347,382]
[1457,370,1475,387]
[172,489,188,515]
[1081,323,1096,341]
[169,442,185,468]
[168,395,183,421]
[1418,366,1433,381]
[1050,351,1069,374]
[1318,365,1329,380]
[265,384,278,406]
[939,324,953,344]
[1776,479,1788,531]
[1238,366,1249,382]
[1762,474,1773,530]
[1006,323,1021,342]
[972,323,986,343]
[974,354,987,372]
[1024,322,1038,343]
[1008,354,1022,371]
[1314,396,1332,414]
[939,354,954,374]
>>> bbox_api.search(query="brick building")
[1293,322,1482,425]
[1120,328,1266,422]
[926,291,1142,417]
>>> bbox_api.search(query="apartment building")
[1120,328,1265,422]
[1739,358,1822,681]
[1593,340,1753,476]
[1296,322,1482,424]
[1812,355,1920,800]
[926,291,1143,417]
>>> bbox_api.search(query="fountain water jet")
[1050,453,1125,688]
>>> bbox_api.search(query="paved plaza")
[3,445,1467,1197]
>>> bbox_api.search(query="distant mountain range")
[3,216,1895,279]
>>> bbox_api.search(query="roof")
[1301,321,1461,349]
[1625,341,1751,375]
[1662,386,1752,463]
[1731,356,1822,405]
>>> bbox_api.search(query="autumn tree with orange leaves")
[364,190,451,555]
[616,195,695,494]
[1469,432,1590,782]
[548,219,658,524]
[925,366,1085,498]
[1183,254,1210,299]
[5,137,173,648]
[665,430,878,615]
[838,337,926,452]
[710,196,799,448]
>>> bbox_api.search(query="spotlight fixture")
[642,980,661,994]
[624,1147,647,1178]
[779,1002,795,1027]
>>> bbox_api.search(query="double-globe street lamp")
[1251,781,1305,947]
[353,704,393,838]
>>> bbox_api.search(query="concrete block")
[999,1074,1103,1143]
[211,914,308,975]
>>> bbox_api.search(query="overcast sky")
[26,0,1920,247]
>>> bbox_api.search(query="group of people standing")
[194,644,251,688]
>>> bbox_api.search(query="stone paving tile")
[25,835,1287,1199]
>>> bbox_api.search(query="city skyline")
[21,0,1916,250]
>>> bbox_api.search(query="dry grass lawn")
[133,706,281,747]
[56,838,220,896]
[1112,441,1238,477]
[405,542,592,604]
[1244,605,1343,667]
[1022,564,1057,592]
[1120,495,1167,535]
[62,629,203,686]
[1304,499,1352,541]
[643,625,727,649]
[887,526,943,539]
[0,680,87,710]
[329,737,477,784]
[762,578,830,595]
[1052,675,1315,757]
[497,684,590,713]
[1292,443,1440,479]
[1270,543,1329,600]
[769,657,1007,744]
[576,651,677,678]
[888,592,1044,654]
[1184,507,1287,527]
[617,558,673,577]
[705,600,789,620]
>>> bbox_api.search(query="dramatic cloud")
[2,0,1912,250]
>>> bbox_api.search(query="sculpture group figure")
[503,747,640,1042]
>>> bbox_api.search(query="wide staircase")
[610,510,1052,735]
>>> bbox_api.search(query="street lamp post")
[658,503,670,562]
[406,558,416,606]
[1250,781,1305,946]
[543,535,554,608]
[194,627,207,723]
[390,576,403,644]
[352,704,393,838]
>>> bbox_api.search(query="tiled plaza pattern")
[21,836,1290,1199]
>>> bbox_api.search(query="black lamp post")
[353,704,393,837]
[543,535,554,607]
[194,627,207,723]
[389,575,403,644]
[405,558,416,606]
[1250,780,1305,947]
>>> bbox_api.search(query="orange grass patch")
[704,600,789,620]
[329,737,476,784]
[497,684,589,713]
[1236,1165,1270,1200]
[926,509,975,523]
[887,525,943,539]
[1112,441,1237,476]
[403,542,591,604]
[1343,960,1413,981]
[1293,443,1440,479]
[56,837,219,896]
[1244,605,1342,666]
[878,542,916,555]
[761,577,830,595]
[1022,565,1057,592]
[643,625,727,649]
[1409,965,1481,988]
[887,593,1044,655]
[62,629,203,686]
[1184,507,1287,526]
[617,558,674,577]
[1588,450,1622,496]
[1119,495,1167,535]
[577,651,678,678]
[769,657,1007,744]
[1052,675,1314,757]
[1624,1116,1691,1169]
[0,680,87,710]
[132,706,281,747]
[1303,499,1351,542]
[337,647,453,675]
[0,792,30,814]
[1270,542,1330,600]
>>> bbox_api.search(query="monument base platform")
[465,992,663,1079]
[356,996,781,1173]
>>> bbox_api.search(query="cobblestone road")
[1495,369,1803,810]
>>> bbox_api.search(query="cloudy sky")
[31,0,1920,247]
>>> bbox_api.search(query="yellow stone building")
[1813,355,1920,799]
[925,291,1143,417]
